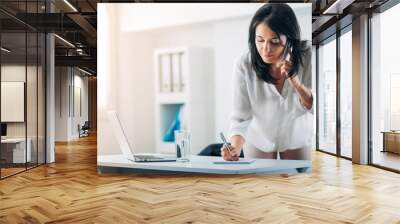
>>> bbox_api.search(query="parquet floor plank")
[0,135,400,223]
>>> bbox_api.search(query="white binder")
[160,54,172,92]
[171,53,182,92]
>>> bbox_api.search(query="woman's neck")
[270,63,284,84]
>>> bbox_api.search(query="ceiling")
[0,0,393,75]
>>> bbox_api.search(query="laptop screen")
[107,110,135,160]
[1,123,7,137]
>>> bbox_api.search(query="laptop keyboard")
[134,155,163,160]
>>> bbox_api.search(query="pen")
[219,132,233,153]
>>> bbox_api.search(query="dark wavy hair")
[249,3,305,84]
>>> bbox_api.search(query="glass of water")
[174,130,191,162]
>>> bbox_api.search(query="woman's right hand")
[220,144,241,161]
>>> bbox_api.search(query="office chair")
[198,143,244,157]
[78,121,90,138]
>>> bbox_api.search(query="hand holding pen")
[219,132,240,161]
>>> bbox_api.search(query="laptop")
[1,123,7,140]
[108,110,176,162]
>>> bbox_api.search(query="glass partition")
[0,1,46,179]
[38,32,46,165]
[27,31,38,169]
[1,31,28,177]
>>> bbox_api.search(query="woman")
[221,3,313,161]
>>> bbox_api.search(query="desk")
[1,138,31,163]
[97,155,311,174]
[381,131,400,154]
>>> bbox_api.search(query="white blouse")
[229,42,313,152]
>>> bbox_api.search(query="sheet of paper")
[212,159,255,164]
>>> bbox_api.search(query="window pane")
[312,45,317,151]
[371,3,400,171]
[318,37,337,154]
[340,29,352,158]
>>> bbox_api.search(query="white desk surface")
[98,154,311,174]
[1,138,27,143]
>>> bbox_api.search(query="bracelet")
[289,75,301,89]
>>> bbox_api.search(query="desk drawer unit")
[0,139,32,164]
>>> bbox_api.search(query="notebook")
[213,159,255,164]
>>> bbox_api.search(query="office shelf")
[154,47,215,154]
[157,93,187,104]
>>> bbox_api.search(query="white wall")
[98,4,121,157]
[117,3,311,44]
[73,73,89,137]
[55,67,69,141]
[119,3,263,33]
[98,3,312,156]
[55,67,89,141]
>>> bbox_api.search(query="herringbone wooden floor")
[1,135,400,224]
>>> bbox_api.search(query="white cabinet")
[1,82,25,122]
[154,47,215,155]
